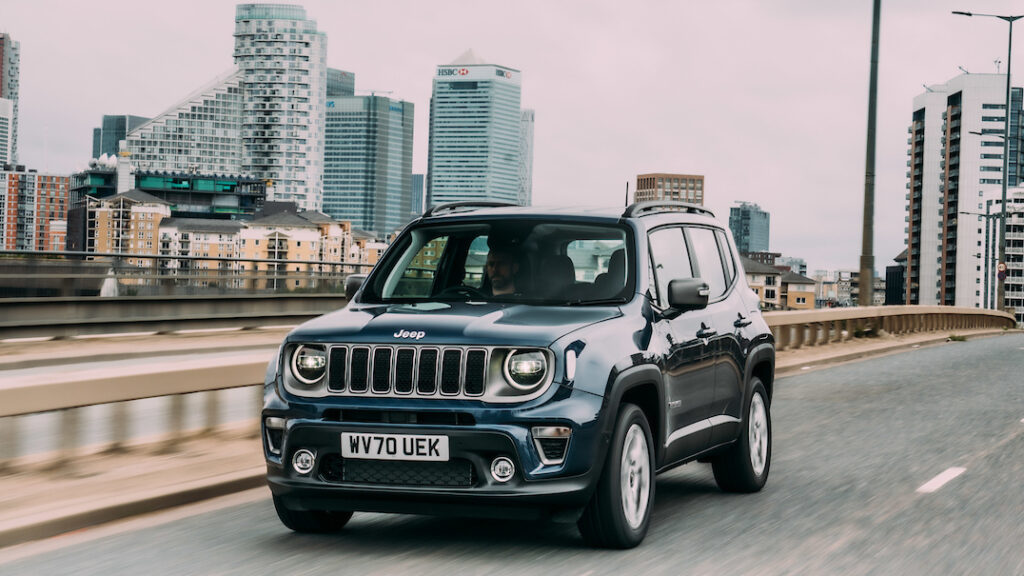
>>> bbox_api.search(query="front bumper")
[263,383,609,521]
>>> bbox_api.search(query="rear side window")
[715,229,737,285]
[687,227,728,299]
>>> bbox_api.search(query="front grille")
[323,345,491,400]
[319,454,475,487]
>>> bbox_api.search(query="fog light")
[265,417,286,429]
[490,456,515,483]
[292,449,316,475]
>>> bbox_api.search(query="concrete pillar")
[108,402,129,452]
[163,394,187,452]
[57,408,81,467]
[0,417,18,473]
[204,390,221,433]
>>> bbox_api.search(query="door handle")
[696,327,717,339]
[734,313,752,328]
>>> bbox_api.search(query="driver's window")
[392,236,448,297]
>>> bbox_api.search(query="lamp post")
[953,10,1024,311]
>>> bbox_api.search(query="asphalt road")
[3,333,1023,575]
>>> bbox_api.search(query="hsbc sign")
[435,66,518,84]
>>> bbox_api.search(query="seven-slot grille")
[325,345,490,399]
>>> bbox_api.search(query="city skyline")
[5,0,1024,271]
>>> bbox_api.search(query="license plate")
[341,432,449,461]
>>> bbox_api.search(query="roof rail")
[422,201,518,218]
[622,201,715,219]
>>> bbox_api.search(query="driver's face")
[486,251,517,294]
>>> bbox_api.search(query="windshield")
[362,220,634,305]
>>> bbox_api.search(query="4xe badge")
[394,330,426,340]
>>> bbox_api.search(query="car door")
[686,226,746,446]
[647,226,717,462]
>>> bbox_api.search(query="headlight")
[291,344,327,384]
[504,350,548,390]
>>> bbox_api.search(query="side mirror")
[345,274,367,301]
[667,278,710,312]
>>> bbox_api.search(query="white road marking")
[801,366,810,370]
[917,467,966,494]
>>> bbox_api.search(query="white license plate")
[341,432,449,461]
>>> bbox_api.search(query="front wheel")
[711,378,771,492]
[578,403,655,549]
[273,495,353,533]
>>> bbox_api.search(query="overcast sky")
[5,0,1024,272]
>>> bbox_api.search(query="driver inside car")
[484,246,520,296]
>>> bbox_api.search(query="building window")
[796,296,806,304]
[765,289,776,299]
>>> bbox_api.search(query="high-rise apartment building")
[125,68,245,175]
[729,201,770,254]
[519,109,535,206]
[323,95,414,236]
[635,173,704,204]
[0,98,13,165]
[427,50,522,207]
[0,34,19,165]
[905,73,1023,308]
[92,115,151,159]
[234,4,327,212]
[1,167,70,251]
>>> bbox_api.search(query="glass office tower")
[323,95,414,237]
[427,50,522,207]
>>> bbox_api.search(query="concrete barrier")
[0,294,348,339]
[764,305,1015,351]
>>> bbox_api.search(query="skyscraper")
[427,50,522,207]
[729,201,770,255]
[0,33,19,165]
[92,115,151,159]
[905,73,1022,308]
[233,4,327,212]
[519,109,535,206]
[327,68,355,97]
[125,68,245,175]
[323,94,414,236]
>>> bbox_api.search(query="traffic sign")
[997,262,1007,272]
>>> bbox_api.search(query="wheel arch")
[602,364,665,466]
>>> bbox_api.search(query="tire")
[273,495,353,533]
[578,403,655,549]
[711,378,771,493]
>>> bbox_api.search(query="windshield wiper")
[564,298,626,306]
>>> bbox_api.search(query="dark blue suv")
[263,201,775,548]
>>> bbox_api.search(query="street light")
[953,10,1024,311]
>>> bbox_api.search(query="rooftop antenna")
[922,84,934,93]
[995,59,1002,73]
[624,181,629,207]
[958,65,970,74]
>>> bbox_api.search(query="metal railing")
[0,249,374,298]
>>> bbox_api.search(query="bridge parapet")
[0,305,1018,472]
[765,305,1016,351]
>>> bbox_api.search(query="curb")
[0,468,265,549]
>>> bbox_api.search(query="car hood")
[287,301,623,348]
